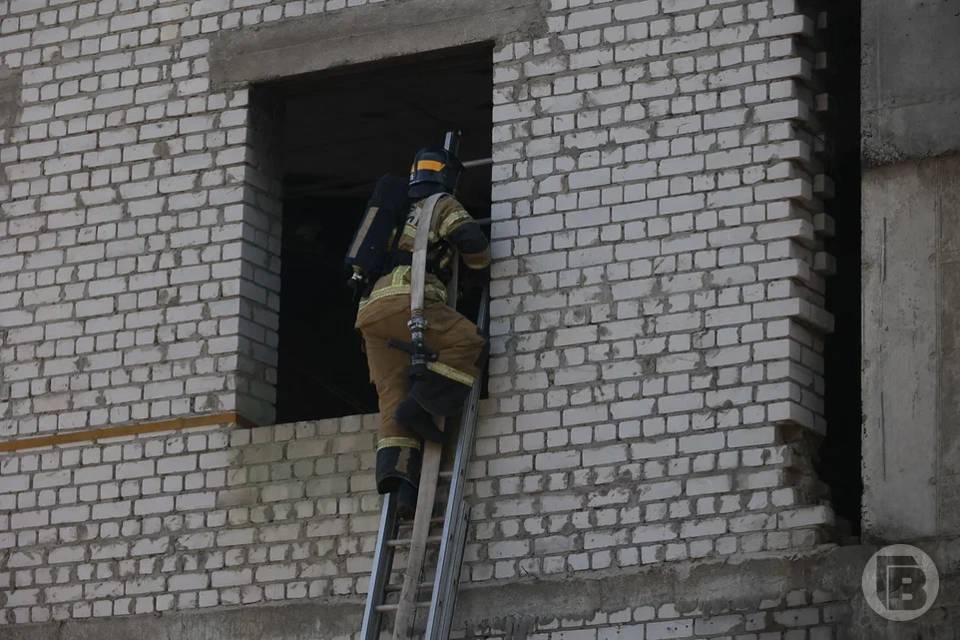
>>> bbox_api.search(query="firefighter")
[355,146,490,513]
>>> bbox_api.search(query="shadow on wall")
[814,0,863,540]
[0,416,384,625]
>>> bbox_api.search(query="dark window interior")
[257,44,493,423]
[816,0,863,540]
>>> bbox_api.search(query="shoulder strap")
[410,193,445,315]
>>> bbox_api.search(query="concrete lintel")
[209,0,545,88]
[861,0,960,165]
[863,98,960,168]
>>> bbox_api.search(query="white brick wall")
[0,412,833,625]
[474,0,834,582]
[0,0,297,437]
[0,416,381,624]
[0,0,839,628]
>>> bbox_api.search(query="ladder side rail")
[361,491,401,640]
[436,504,472,639]
[425,286,489,640]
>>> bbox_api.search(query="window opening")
[254,44,493,423]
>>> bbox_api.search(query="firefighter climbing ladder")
[359,180,490,639]
[359,289,487,639]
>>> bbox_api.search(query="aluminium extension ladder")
[359,200,489,639]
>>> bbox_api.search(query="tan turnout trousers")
[356,276,485,486]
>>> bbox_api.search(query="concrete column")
[862,156,960,540]
[861,0,960,541]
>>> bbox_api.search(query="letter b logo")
[876,555,927,610]
[863,545,939,621]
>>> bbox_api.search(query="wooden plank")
[392,185,462,638]
[0,411,252,453]
[392,438,443,639]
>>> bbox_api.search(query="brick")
[134,496,174,515]
[568,8,611,29]
[686,475,732,496]
[168,574,208,592]
[646,620,693,640]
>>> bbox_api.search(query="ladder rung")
[384,581,433,593]
[375,601,431,613]
[438,470,453,479]
[399,515,445,527]
[387,535,442,547]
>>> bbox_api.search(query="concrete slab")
[862,154,960,540]
[1,600,362,640]
[862,0,960,165]
[6,543,959,640]
[209,0,544,88]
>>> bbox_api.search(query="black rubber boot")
[395,396,445,443]
[395,481,418,520]
[410,371,471,417]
